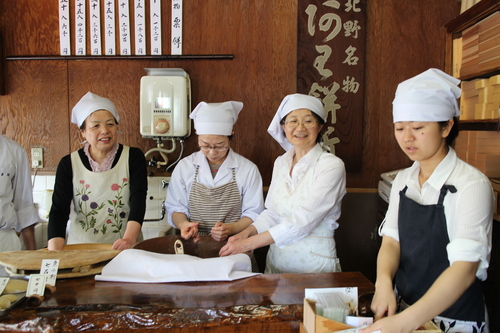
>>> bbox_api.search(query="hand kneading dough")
[3,279,28,294]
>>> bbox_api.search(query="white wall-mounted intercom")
[140,68,191,138]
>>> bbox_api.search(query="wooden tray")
[0,244,120,279]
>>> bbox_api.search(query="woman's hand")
[371,282,397,321]
[219,238,250,256]
[360,313,409,333]
[211,222,230,242]
[179,221,200,242]
[112,237,135,250]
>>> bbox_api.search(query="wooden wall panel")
[0,0,462,188]
[0,60,68,170]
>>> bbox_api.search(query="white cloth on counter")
[95,249,260,283]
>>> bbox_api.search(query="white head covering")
[190,101,243,136]
[392,68,461,123]
[71,92,120,127]
[267,93,326,151]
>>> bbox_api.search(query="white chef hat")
[190,101,243,136]
[71,92,120,127]
[267,93,326,151]
[392,68,461,123]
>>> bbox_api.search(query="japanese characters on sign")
[59,0,71,55]
[171,0,183,55]
[150,0,161,55]
[90,0,102,55]
[105,0,116,55]
[134,0,146,55]
[75,0,86,55]
[298,0,365,172]
[119,0,131,55]
[59,0,182,56]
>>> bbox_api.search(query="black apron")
[396,185,485,322]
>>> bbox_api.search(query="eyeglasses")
[199,146,229,152]
[284,119,317,128]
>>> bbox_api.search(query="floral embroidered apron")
[68,146,131,245]
[264,154,340,274]
[396,185,487,333]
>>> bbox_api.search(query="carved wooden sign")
[298,0,366,172]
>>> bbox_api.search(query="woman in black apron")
[363,69,493,333]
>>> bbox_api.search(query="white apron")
[265,153,340,274]
[68,146,132,245]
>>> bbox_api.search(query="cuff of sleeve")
[447,239,489,281]
[381,226,399,242]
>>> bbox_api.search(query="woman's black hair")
[438,117,459,146]
[79,116,119,130]
[279,111,326,144]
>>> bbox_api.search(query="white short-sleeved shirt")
[252,144,346,248]
[165,149,264,226]
[0,135,39,251]
[381,148,493,281]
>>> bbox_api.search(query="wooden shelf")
[446,0,500,34]
[460,119,499,131]
[5,54,234,61]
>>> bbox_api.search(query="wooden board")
[0,244,120,278]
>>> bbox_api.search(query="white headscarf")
[392,68,461,123]
[190,101,243,136]
[267,93,326,151]
[72,92,120,127]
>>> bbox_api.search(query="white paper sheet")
[95,249,260,283]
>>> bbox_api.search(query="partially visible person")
[0,134,39,254]
[362,69,493,333]
[165,101,264,243]
[220,93,346,274]
[48,92,147,251]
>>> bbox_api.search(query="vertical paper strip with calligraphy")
[75,0,86,55]
[119,0,131,55]
[105,0,116,55]
[297,0,366,172]
[150,0,162,55]
[89,0,102,55]
[59,0,71,56]
[171,0,183,55]
[134,0,146,55]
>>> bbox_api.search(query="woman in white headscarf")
[48,92,147,251]
[219,93,346,274]
[362,69,493,333]
[165,101,264,243]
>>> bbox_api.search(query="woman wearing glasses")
[165,101,264,243]
[220,93,346,274]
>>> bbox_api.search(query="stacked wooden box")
[455,131,500,177]
[459,11,500,78]
[460,75,500,120]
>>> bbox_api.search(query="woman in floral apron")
[48,92,147,251]
[165,101,264,244]
[363,69,493,333]
[219,93,346,274]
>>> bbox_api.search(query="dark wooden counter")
[0,272,374,332]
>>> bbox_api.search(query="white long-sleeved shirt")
[252,144,346,248]
[381,148,493,281]
[0,135,39,235]
[165,149,264,226]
